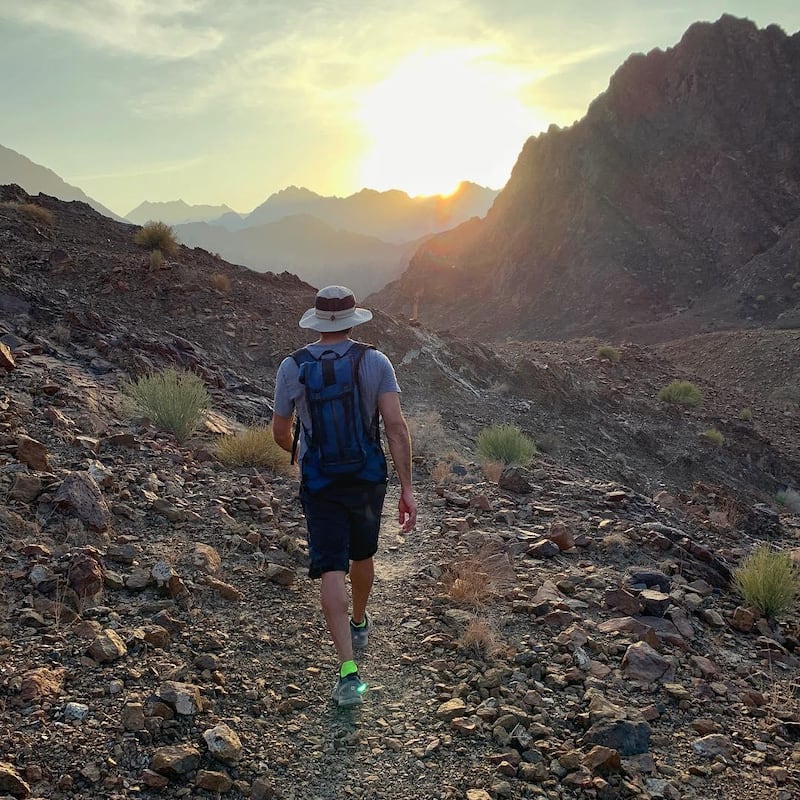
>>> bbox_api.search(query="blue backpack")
[290,342,387,493]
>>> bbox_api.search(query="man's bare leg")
[350,556,374,625]
[320,571,353,664]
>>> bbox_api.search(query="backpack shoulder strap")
[290,346,315,366]
[288,347,311,465]
[347,341,381,438]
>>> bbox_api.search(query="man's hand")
[399,486,417,533]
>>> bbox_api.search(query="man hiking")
[272,285,417,707]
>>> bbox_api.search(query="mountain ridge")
[0,144,125,222]
[373,15,800,343]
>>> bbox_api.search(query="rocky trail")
[0,190,799,799]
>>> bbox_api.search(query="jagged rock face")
[380,16,800,342]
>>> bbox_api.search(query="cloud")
[0,0,224,60]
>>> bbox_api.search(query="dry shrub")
[1,201,54,225]
[149,249,164,271]
[430,461,453,486]
[210,272,232,293]
[406,410,452,459]
[481,459,504,483]
[216,425,291,473]
[134,220,179,256]
[443,547,514,607]
[459,617,497,657]
[596,344,621,362]
[701,428,724,446]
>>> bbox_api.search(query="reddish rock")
[583,745,622,773]
[87,629,127,663]
[54,472,110,531]
[16,435,50,471]
[0,342,15,370]
[19,667,65,703]
[622,641,671,684]
[547,521,575,550]
[604,588,643,615]
[150,745,200,777]
[69,549,105,598]
[0,761,30,798]
[8,474,43,502]
[193,542,222,574]
[196,770,233,792]
[730,605,758,632]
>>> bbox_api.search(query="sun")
[357,49,545,196]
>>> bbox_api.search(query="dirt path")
[249,484,497,800]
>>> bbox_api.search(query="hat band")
[316,306,356,321]
[316,294,356,312]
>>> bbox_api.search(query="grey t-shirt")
[274,340,400,461]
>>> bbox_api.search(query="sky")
[1,1,798,217]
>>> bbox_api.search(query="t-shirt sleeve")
[273,357,297,417]
[371,350,401,394]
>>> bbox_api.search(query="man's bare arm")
[378,391,417,532]
[272,412,294,453]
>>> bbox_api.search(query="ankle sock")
[351,617,367,629]
[340,660,358,679]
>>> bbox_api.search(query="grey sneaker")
[332,672,367,707]
[350,612,371,649]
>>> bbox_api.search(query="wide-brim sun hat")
[299,285,373,332]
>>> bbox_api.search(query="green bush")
[657,380,703,407]
[733,546,800,618]
[134,220,179,257]
[216,425,291,472]
[476,423,536,465]
[738,407,753,421]
[595,345,621,362]
[124,368,209,442]
[701,428,724,446]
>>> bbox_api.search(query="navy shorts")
[299,482,387,578]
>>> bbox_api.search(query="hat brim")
[299,306,373,332]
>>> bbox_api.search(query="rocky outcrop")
[376,16,800,342]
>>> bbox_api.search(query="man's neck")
[316,332,351,345]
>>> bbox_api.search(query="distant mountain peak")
[126,199,236,226]
[0,143,123,221]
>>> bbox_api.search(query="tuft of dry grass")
[442,548,514,607]
[701,428,724,446]
[216,425,291,472]
[596,344,621,362]
[134,220,179,257]
[406,410,452,460]
[149,249,164,271]
[210,272,232,293]
[481,459,504,483]
[459,617,497,657]
[1,201,54,225]
[430,461,453,486]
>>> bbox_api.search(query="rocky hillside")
[374,15,800,343]
[1,187,799,799]
[0,145,123,223]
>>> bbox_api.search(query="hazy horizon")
[1,1,798,217]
